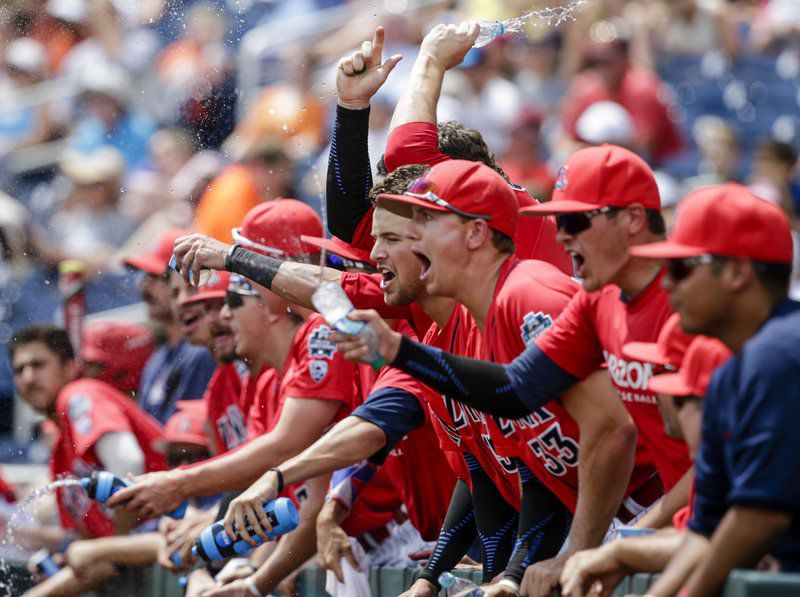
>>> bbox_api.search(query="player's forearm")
[567,423,636,554]
[181,434,304,496]
[225,245,341,309]
[647,530,709,597]
[252,476,328,594]
[612,529,684,573]
[279,416,386,488]
[634,467,694,530]
[683,508,790,596]
[389,54,444,132]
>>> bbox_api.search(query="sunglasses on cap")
[555,206,621,236]
[166,447,210,468]
[405,171,491,221]
[325,253,376,272]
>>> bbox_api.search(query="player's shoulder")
[499,260,578,314]
[739,302,800,379]
[299,314,342,362]
[58,378,120,406]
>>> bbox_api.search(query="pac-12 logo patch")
[309,359,329,383]
[520,311,554,346]
[554,165,569,190]
[308,325,337,360]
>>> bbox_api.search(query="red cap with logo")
[521,144,660,215]
[232,199,323,257]
[123,228,189,275]
[300,235,374,265]
[177,270,232,307]
[622,313,694,369]
[155,400,210,449]
[649,336,732,397]
[377,160,519,240]
[630,183,793,264]
[81,321,154,394]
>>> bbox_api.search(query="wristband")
[269,467,284,494]
[245,576,262,597]
[498,578,520,595]
[224,244,240,270]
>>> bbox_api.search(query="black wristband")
[225,245,284,290]
[415,569,442,591]
[269,467,284,494]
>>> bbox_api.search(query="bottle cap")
[438,572,456,588]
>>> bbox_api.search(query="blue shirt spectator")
[138,338,216,424]
[690,299,800,571]
[69,111,157,171]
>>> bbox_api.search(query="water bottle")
[29,549,61,578]
[169,255,212,287]
[192,497,299,562]
[311,281,387,370]
[438,572,485,596]
[473,21,505,48]
[80,471,188,519]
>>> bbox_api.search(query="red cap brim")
[153,432,210,451]
[621,341,668,366]
[520,199,603,216]
[300,235,373,264]
[177,289,227,307]
[629,241,707,259]
[648,372,692,397]
[376,193,449,218]
[123,254,167,276]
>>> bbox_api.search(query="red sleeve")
[349,207,376,254]
[283,317,358,408]
[534,289,604,379]
[58,381,133,459]
[384,122,451,173]
[340,272,413,320]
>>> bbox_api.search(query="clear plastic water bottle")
[438,572,485,596]
[169,255,212,287]
[473,21,505,48]
[311,281,387,370]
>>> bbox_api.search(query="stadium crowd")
[1,0,800,595]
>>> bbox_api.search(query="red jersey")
[535,269,692,489]
[204,362,247,454]
[422,304,521,510]
[378,121,573,276]
[51,378,166,537]
[369,347,457,540]
[243,365,280,439]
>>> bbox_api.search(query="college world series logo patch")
[520,311,554,346]
[308,325,337,359]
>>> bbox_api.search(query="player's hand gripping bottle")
[80,471,188,519]
[192,497,299,562]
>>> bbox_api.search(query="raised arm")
[327,27,402,242]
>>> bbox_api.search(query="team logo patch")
[308,325,337,360]
[68,395,93,435]
[554,165,569,190]
[520,311,554,346]
[309,359,329,383]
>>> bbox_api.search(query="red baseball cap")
[300,235,374,265]
[622,313,694,369]
[630,183,793,264]
[177,270,232,307]
[232,199,323,257]
[123,227,189,275]
[81,321,154,393]
[521,145,660,215]
[377,160,519,240]
[649,336,731,397]
[155,400,210,450]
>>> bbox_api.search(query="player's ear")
[465,219,490,251]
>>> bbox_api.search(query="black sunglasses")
[665,255,726,283]
[166,448,210,468]
[224,291,246,309]
[555,206,621,235]
[325,253,376,272]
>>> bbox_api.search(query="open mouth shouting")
[378,265,397,292]
[568,249,586,279]
[412,247,432,282]
[180,308,203,335]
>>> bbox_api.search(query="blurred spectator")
[192,139,294,243]
[36,148,134,270]
[34,0,89,73]
[155,2,235,149]
[752,0,800,52]
[122,228,215,424]
[643,0,740,58]
[560,29,684,164]
[0,189,30,275]
[147,126,198,181]
[574,100,636,147]
[683,116,741,192]
[0,38,60,153]
[80,321,154,399]
[507,34,568,115]
[499,108,555,201]
[748,139,800,223]
[68,62,156,170]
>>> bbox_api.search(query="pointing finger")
[372,26,385,59]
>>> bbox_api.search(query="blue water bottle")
[80,471,188,519]
[192,497,299,562]
[29,549,61,578]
